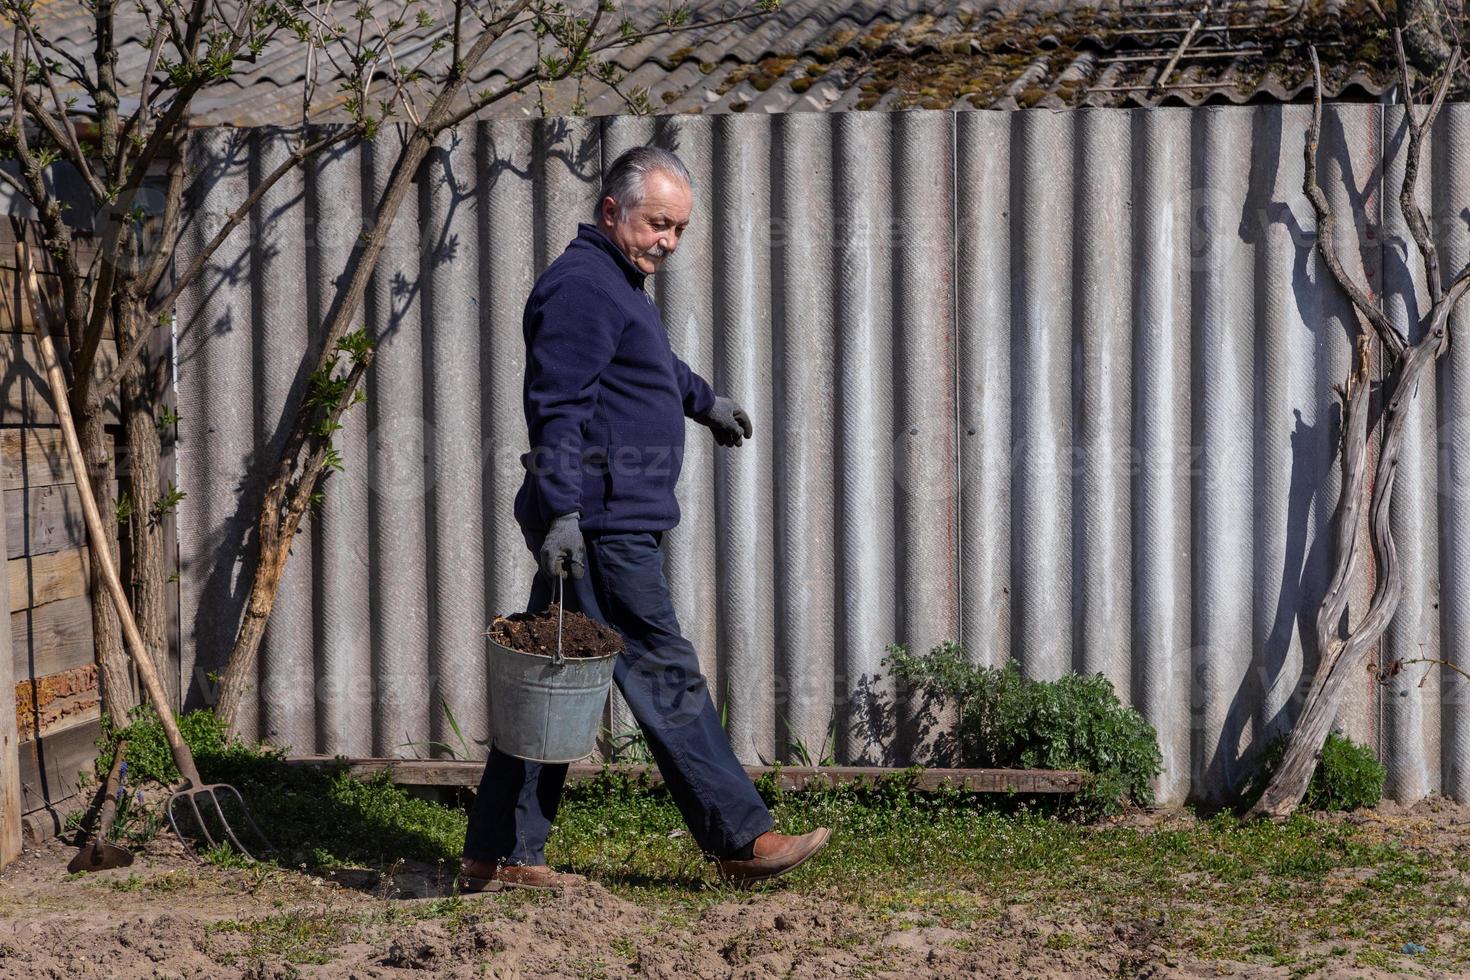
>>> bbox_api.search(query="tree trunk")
[121,349,170,707]
[212,524,284,728]
[76,404,131,727]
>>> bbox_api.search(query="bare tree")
[0,0,780,732]
[1,0,338,725]
[1249,33,1468,818]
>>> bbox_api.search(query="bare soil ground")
[2,800,1468,979]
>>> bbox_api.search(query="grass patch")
[103,707,466,868]
[105,709,1470,972]
[549,777,1468,971]
[207,909,353,966]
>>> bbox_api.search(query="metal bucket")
[485,590,619,763]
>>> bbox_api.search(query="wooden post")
[0,335,21,865]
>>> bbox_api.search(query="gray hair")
[595,146,692,220]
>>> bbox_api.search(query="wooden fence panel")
[0,218,171,845]
[8,545,90,611]
[3,429,73,490]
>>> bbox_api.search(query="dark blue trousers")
[463,530,772,865]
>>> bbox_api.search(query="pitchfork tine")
[210,789,258,859]
[216,785,274,856]
[186,792,219,850]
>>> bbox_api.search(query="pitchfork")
[20,244,272,861]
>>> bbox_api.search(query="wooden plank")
[2,428,73,490]
[0,333,121,427]
[0,271,113,338]
[0,271,60,333]
[8,545,90,612]
[11,594,95,681]
[5,484,85,559]
[17,714,100,814]
[0,441,19,867]
[286,757,1088,794]
[0,219,97,271]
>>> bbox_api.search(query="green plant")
[1246,732,1385,812]
[100,705,247,785]
[398,699,485,761]
[605,723,653,764]
[882,643,1163,817]
[782,708,836,768]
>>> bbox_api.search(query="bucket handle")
[553,572,565,667]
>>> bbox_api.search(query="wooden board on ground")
[9,545,90,612]
[2,428,73,490]
[17,713,100,814]
[12,593,95,680]
[286,757,1087,794]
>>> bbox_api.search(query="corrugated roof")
[15,0,1407,125]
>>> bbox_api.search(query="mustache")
[643,245,670,259]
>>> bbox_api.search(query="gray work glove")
[700,395,753,448]
[539,512,585,580]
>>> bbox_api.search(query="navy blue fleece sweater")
[514,223,716,533]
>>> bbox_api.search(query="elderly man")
[460,146,830,891]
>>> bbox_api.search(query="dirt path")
[0,819,1462,979]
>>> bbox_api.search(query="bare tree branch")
[0,163,29,201]
[439,1,607,131]
[139,134,190,295]
[2,22,87,360]
[1312,336,1372,649]
[1303,46,1406,358]
[0,2,106,201]
[11,83,106,200]
[1394,27,1461,304]
[440,59,542,130]
[215,0,541,726]
[115,18,174,179]
[10,6,107,201]
[1379,655,1470,685]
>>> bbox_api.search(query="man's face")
[599,170,693,276]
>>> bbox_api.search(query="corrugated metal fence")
[175,104,1470,804]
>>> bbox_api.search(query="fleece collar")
[575,222,648,290]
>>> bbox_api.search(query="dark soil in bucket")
[485,604,625,659]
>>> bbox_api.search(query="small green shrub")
[883,642,1163,817]
[1247,732,1385,812]
[100,704,266,785]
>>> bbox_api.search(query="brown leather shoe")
[457,857,585,893]
[714,827,831,886]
